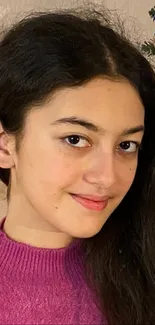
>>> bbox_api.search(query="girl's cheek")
[119,165,137,190]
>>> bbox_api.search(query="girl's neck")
[0,217,84,284]
[4,211,73,249]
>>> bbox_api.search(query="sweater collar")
[0,217,84,284]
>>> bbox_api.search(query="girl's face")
[8,78,144,245]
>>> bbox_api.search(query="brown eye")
[64,135,90,148]
[119,141,139,153]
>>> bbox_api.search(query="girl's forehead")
[26,77,144,135]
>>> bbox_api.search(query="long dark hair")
[0,7,155,325]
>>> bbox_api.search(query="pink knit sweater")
[0,217,106,324]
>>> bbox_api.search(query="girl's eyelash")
[60,135,90,141]
[118,141,141,154]
[60,135,91,148]
[60,135,142,153]
[131,141,142,150]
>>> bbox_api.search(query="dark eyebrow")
[122,126,144,136]
[52,116,144,135]
[52,116,99,132]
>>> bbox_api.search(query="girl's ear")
[0,122,15,169]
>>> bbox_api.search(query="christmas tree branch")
[141,6,155,56]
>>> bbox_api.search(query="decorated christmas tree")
[142,6,155,56]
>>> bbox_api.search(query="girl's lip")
[70,194,109,211]
[70,193,110,202]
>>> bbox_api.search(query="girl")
[0,7,155,325]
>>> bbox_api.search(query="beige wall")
[103,0,155,39]
[0,0,154,218]
[0,0,154,39]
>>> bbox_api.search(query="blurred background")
[0,0,154,218]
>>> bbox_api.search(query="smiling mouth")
[70,193,109,211]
